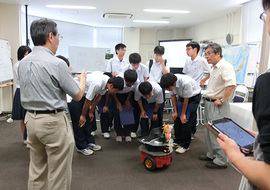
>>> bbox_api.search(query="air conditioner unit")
[102,13,133,20]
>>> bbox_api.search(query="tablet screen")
[213,119,255,147]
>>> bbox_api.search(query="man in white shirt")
[106,43,129,76]
[135,81,164,137]
[183,41,210,87]
[199,43,236,169]
[160,73,201,154]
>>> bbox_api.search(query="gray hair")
[30,18,58,46]
[205,43,223,57]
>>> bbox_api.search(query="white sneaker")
[23,140,27,145]
[130,132,136,138]
[191,134,195,140]
[103,132,110,139]
[175,147,190,154]
[77,147,94,156]
[91,131,96,136]
[125,136,132,142]
[88,143,102,151]
[116,136,122,142]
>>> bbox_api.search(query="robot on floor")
[139,123,173,171]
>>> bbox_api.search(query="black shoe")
[199,155,213,161]
[206,161,227,169]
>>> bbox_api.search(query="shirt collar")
[212,58,224,69]
[33,46,54,56]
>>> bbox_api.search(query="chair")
[198,94,206,125]
[233,85,249,102]
[163,90,174,113]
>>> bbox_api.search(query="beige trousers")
[25,111,75,190]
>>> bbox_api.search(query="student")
[146,46,168,83]
[68,74,102,156]
[11,45,31,145]
[135,81,164,137]
[146,46,168,129]
[199,43,236,169]
[123,53,149,138]
[112,69,139,142]
[19,18,86,190]
[217,1,270,189]
[160,73,201,154]
[183,41,210,87]
[106,43,129,76]
[78,72,124,133]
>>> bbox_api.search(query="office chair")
[233,85,249,102]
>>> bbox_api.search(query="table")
[230,102,257,131]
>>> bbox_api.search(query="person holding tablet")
[217,0,270,188]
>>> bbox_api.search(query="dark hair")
[115,43,126,55]
[30,18,58,46]
[154,46,165,55]
[124,69,137,83]
[139,81,152,95]
[56,55,70,67]
[186,41,200,54]
[160,73,177,89]
[205,43,223,58]
[107,77,124,90]
[17,46,32,60]
[263,0,270,10]
[129,53,141,64]
[103,72,113,78]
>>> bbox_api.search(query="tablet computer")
[208,117,255,155]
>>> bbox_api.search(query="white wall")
[123,27,140,61]
[0,3,21,112]
[139,28,185,64]
[185,9,242,46]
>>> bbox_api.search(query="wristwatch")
[220,98,224,104]
[153,111,158,114]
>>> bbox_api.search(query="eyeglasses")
[260,9,268,22]
[58,34,63,41]
[204,51,213,57]
[186,48,192,51]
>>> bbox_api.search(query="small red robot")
[139,124,173,171]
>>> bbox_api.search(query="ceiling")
[0,0,251,29]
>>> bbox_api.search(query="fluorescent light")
[133,20,169,24]
[237,0,251,4]
[46,5,96,10]
[144,9,190,14]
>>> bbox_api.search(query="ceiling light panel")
[144,9,190,14]
[46,5,97,10]
[133,20,169,24]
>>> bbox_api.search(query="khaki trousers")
[25,111,75,190]
[204,101,230,166]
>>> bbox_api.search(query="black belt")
[205,97,216,102]
[28,109,64,114]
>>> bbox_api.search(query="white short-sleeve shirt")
[183,55,211,84]
[116,73,140,94]
[123,64,149,83]
[135,81,163,104]
[146,59,169,83]
[205,58,236,99]
[170,74,201,98]
[106,56,129,75]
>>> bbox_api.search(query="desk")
[230,102,257,131]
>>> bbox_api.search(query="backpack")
[149,59,167,73]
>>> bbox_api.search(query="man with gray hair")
[199,43,236,169]
[19,18,86,190]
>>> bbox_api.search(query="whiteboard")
[0,39,13,82]
[68,46,110,73]
[159,39,191,68]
